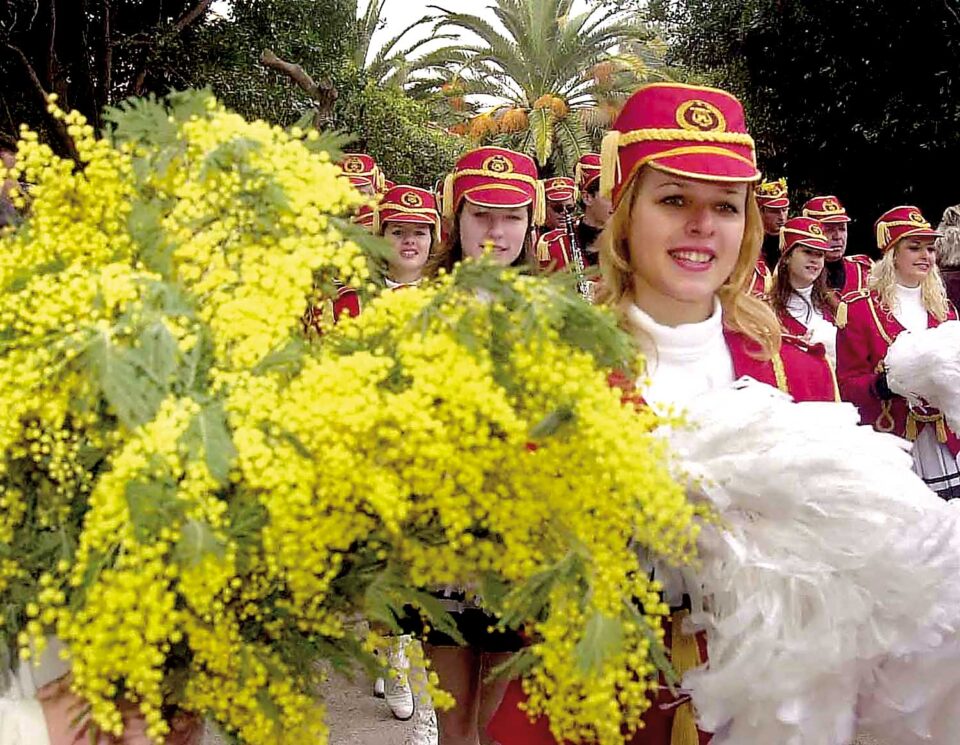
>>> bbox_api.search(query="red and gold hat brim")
[379,211,437,226]
[348,176,376,189]
[647,150,761,183]
[758,197,790,210]
[545,186,576,202]
[814,213,850,224]
[884,226,942,251]
[461,184,534,211]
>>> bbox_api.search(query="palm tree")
[354,0,456,87]
[407,0,670,174]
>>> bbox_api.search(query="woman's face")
[459,201,529,265]
[894,237,936,287]
[786,245,826,289]
[627,168,748,324]
[383,220,431,278]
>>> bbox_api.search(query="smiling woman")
[836,205,960,498]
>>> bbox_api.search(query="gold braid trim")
[617,128,756,149]
[772,352,790,395]
[669,610,702,745]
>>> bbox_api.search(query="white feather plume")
[663,381,960,745]
[884,320,960,430]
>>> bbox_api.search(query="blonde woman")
[836,205,960,498]
[490,81,837,745]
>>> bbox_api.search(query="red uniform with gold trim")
[537,154,603,274]
[490,331,837,745]
[301,284,361,338]
[750,259,771,296]
[836,289,959,455]
[836,205,958,454]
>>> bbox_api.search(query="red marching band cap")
[756,178,789,210]
[353,204,375,230]
[442,146,545,226]
[575,153,602,193]
[778,216,830,259]
[600,82,761,208]
[874,206,942,253]
[543,177,576,203]
[338,153,385,192]
[803,195,851,224]
[373,185,441,242]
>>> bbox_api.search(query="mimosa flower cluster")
[0,90,699,745]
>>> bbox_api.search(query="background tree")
[0,0,216,151]
[651,0,960,254]
[409,0,667,176]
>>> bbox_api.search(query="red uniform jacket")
[301,285,361,337]
[828,254,872,296]
[488,330,837,745]
[836,289,960,455]
[749,259,771,297]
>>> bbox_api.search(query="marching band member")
[425,146,542,745]
[535,153,609,273]
[801,195,872,295]
[768,216,839,363]
[836,205,960,498]
[491,81,837,745]
[338,153,383,230]
[755,177,789,269]
[541,176,577,232]
[302,184,441,337]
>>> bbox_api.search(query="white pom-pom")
[885,321,960,430]
[664,380,960,745]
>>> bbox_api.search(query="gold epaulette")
[846,254,874,267]
[835,288,870,329]
[536,229,566,263]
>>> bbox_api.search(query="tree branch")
[174,0,215,32]
[4,43,78,160]
[99,0,113,120]
[260,49,339,126]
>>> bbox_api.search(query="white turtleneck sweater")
[785,285,837,364]
[624,299,735,412]
[892,284,928,332]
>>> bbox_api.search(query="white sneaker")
[405,706,439,745]
[373,676,385,698]
[385,672,415,720]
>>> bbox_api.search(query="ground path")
[201,673,887,745]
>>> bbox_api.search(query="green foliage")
[654,0,960,238]
[333,72,465,187]
[409,0,668,173]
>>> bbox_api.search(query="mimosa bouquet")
[0,90,699,745]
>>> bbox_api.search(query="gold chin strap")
[669,609,702,745]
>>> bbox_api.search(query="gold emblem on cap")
[676,99,727,133]
[823,198,840,212]
[909,211,926,225]
[342,156,366,174]
[483,154,514,174]
[809,224,825,237]
[400,191,424,208]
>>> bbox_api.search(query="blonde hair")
[868,242,951,321]
[936,205,960,269]
[597,166,782,358]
